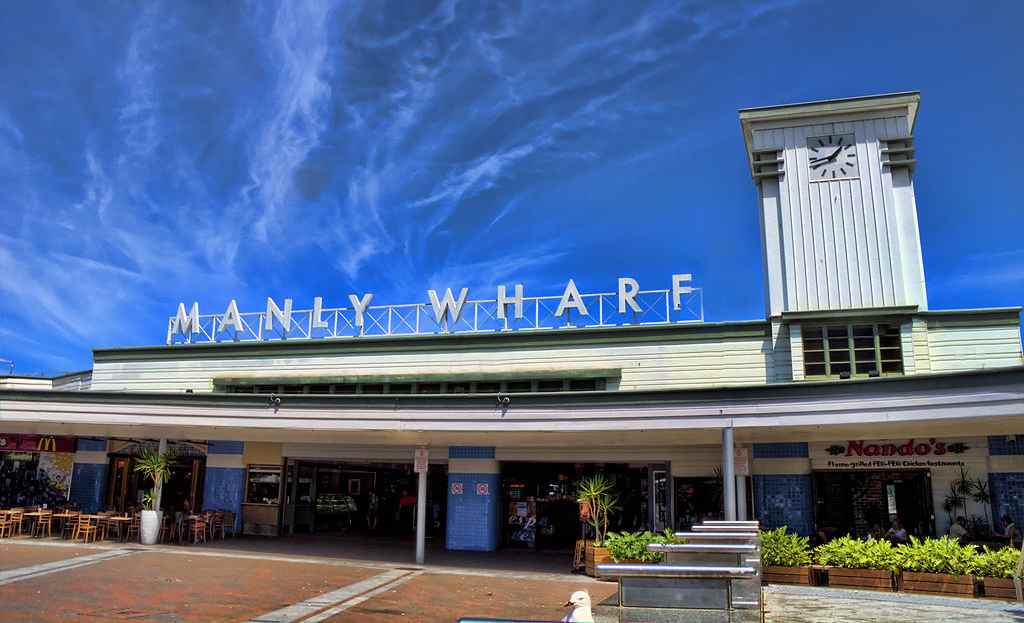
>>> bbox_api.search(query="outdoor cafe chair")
[189,515,207,544]
[211,512,225,540]
[31,511,53,538]
[0,513,13,538]
[60,512,80,539]
[74,515,97,543]
[126,513,140,542]
[222,511,235,537]
[9,509,25,536]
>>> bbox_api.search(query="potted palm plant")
[577,474,616,577]
[134,449,171,545]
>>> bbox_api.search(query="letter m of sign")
[168,302,201,343]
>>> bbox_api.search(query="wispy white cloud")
[247,0,337,242]
[118,1,163,163]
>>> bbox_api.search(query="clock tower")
[739,92,926,318]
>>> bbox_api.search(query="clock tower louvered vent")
[752,148,784,181]
[881,136,916,173]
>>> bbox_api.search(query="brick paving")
[332,572,618,622]
[0,539,1022,622]
[0,546,377,622]
[0,542,100,572]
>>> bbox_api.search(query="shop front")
[0,433,75,508]
[810,437,990,540]
[103,440,208,513]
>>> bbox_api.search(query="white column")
[722,427,736,521]
[415,466,427,565]
[736,475,748,520]
[154,438,167,512]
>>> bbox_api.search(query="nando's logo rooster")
[825,439,970,457]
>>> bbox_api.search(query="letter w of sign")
[427,288,469,330]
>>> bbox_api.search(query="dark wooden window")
[504,380,532,393]
[803,323,903,378]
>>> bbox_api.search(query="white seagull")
[561,590,594,623]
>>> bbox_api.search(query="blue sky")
[1,0,1021,375]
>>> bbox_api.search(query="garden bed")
[980,576,1017,600]
[825,567,895,591]
[763,566,810,585]
[585,542,612,578]
[901,571,975,597]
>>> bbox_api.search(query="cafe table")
[51,511,77,538]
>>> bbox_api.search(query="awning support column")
[722,427,736,521]
[155,438,167,511]
[415,463,427,565]
[736,474,748,520]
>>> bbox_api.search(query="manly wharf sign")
[167,275,703,345]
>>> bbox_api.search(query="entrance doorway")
[107,454,204,513]
[814,470,934,540]
[500,462,654,551]
[282,460,448,540]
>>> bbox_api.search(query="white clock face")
[807,134,858,180]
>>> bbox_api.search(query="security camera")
[497,395,511,406]
[268,394,282,409]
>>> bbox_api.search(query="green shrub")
[971,546,1019,579]
[760,527,811,567]
[605,530,681,563]
[813,536,900,572]
[895,536,977,576]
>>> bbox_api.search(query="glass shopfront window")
[246,465,282,505]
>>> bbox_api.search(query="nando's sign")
[826,438,970,458]
[0,434,74,454]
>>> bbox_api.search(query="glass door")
[649,465,670,532]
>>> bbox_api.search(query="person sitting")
[885,518,908,544]
[948,516,970,543]
[998,514,1019,549]
[869,523,885,541]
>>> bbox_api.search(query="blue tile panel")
[207,440,245,455]
[753,443,809,459]
[448,446,496,459]
[446,473,500,551]
[75,437,108,452]
[990,472,1024,532]
[202,467,245,531]
[988,436,1024,456]
[753,474,814,536]
[70,463,107,513]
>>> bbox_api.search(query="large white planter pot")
[140,510,163,545]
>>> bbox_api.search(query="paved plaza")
[2,539,1023,622]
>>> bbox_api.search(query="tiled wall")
[69,463,107,513]
[446,470,501,551]
[449,446,496,459]
[752,442,809,459]
[202,440,245,530]
[69,437,108,512]
[989,473,1024,531]
[988,436,1024,456]
[753,474,814,536]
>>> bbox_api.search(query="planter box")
[901,571,975,597]
[763,566,811,585]
[825,567,895,591]
[585,542,612,578]
[980,577,1016,600]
